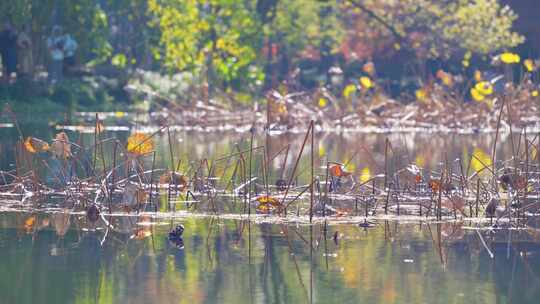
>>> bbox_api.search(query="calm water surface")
[1,213,539,304]
[0,113,539,303]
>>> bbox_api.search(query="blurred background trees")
[0,0,534,96]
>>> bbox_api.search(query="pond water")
[2,212,540,304]
[1,112,539,303]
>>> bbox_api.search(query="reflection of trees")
[3,213,540,303]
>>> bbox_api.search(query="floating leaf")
[51,132,72,159]
[23,137,50,153]
[127,132,154,155]
[256,195,282,213]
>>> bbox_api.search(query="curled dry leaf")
[51,132,72,159]
[329,164,352,178]
[159,171,189,189]
[441,195,465,213]
[127,132,154,155]
[130,228,152,240]
[121,183,148,207]
[23,137,50,153]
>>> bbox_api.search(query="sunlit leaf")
[470,88,485,102]
[474,81,493,96]
[359,167,371,183]
[330,164,351,178]
[471,148,492,174]
[343,84,357,98]
[23,137,50,153]
[500,52,520,64]
[362,61,375,76]
[130,228,152,240]
[524,59,535,72]
[256,195,282,213]
[24,216,35,233]
[359,76,373,90]
[127,132,154,155]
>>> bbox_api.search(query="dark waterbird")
[168,224,185,249]
[86,204,100,223]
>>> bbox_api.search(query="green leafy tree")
[147,0,261,87]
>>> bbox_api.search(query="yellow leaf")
[318,145,326,157]
[24,137,50,153]
[256,195,282,213]
[500,52,520,64]
[436,70,453,87]
[470,88,485,102]
[474,81,493,96]
[127,132,154,155]
[343,84,357,98]
[359,76,373,89]
[415,155,425,167]
[471,148,492,175]
[318,97,328,108]
[359,167,371,183]
[415,88,428,102]
[524,59,536,72]
[474,70,483,82]
[532,90,539,97]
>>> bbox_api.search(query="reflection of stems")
[476,229,494,258]
[491,97,505,191]
[281,225,309,300]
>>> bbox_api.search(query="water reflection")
[1,212,540,304]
